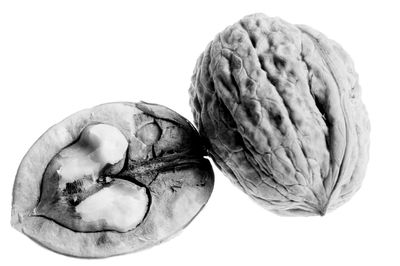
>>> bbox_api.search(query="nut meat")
[11,102,214,257]
[189,13,370,216]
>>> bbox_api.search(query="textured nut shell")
[11,102,214,257]
[189,13,370,216]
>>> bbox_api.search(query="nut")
[189,13,370,216]
[11,102,214,257]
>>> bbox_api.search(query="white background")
[1,0,399,265]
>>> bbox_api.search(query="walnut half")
[11,102,214,258]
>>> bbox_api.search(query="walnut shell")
[189,13,370,216]
[11,102,214,257]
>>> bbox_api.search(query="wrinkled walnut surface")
[11,102,214,258]
[189,13,370,216]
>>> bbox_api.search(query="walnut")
[189,13,370,216]
[11,102,214,257]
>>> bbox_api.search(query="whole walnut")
[189,13,370,216]
[11,102,214,257]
